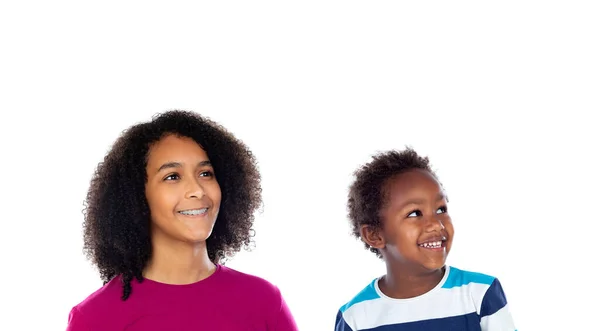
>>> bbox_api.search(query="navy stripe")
[362,313,481,331]
[335,310,353,331]
[480,278,507,317]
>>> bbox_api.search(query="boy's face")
[365,169,454,273]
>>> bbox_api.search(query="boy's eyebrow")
[156,160,211,173]
[400,193,447,207]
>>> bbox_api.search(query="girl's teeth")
[179,208,207,215]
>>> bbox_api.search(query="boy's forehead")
[385,170,443,200]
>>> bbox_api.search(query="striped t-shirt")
[334,266,516,331]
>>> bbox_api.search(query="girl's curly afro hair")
[82,110,262,300]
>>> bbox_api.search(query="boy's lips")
[417,236,447,250]
[417,235,446,245]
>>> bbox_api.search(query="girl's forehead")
[147,136,209,167]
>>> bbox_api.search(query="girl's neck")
[143,238,216,285]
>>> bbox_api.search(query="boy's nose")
[425,217,445,231]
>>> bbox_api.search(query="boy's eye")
[407,210,422,217]
[436,206,448,214]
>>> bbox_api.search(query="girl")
[67,110,298,330]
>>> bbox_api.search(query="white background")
[1,1,599,330]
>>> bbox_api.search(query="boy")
[335,148,516,331]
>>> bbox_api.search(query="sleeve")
[267,288,299,331]
[479,278,516,331]
[334,309,353,331]
[65,306,91,331]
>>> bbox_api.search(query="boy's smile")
[417,234,447,251]
[362,169,454,273]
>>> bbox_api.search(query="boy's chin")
[420,260,447,272]
[414,255,447,272]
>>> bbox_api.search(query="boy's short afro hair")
[347,147,437,257]
[82,110,262,300]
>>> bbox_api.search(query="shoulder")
[71,275,123,312]
[443,266,508,315]
[442,266,501,299]
[441,265,498,289]
[217,265,299,328]
[66,276,125,329]
[444,266,516,328]
[338,278,380,314]
[334,278,380,330]
[218,265,284,303]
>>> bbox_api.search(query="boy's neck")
[143,236,216,285]
[379,264,446,299]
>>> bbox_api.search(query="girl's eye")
[199,170,214,177]
[436,206,448,214]
[164,173,180,181]
[407,210,422,217]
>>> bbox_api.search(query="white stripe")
[479,305,516,331]
[470,282,492,315]
[342,283,490,330]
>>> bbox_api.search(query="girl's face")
[144,134,222,245]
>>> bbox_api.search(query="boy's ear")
[360,224,385,250]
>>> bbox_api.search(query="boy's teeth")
[179,208,207,215]
[419,241,442,248]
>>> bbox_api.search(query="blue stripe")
[339,279,380,313]
[361,312,481,331]
[480,278,508,317]
[442,266,495,289]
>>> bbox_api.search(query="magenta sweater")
[66,265,298,330]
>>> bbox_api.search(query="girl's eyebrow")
[156,160,212,173]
